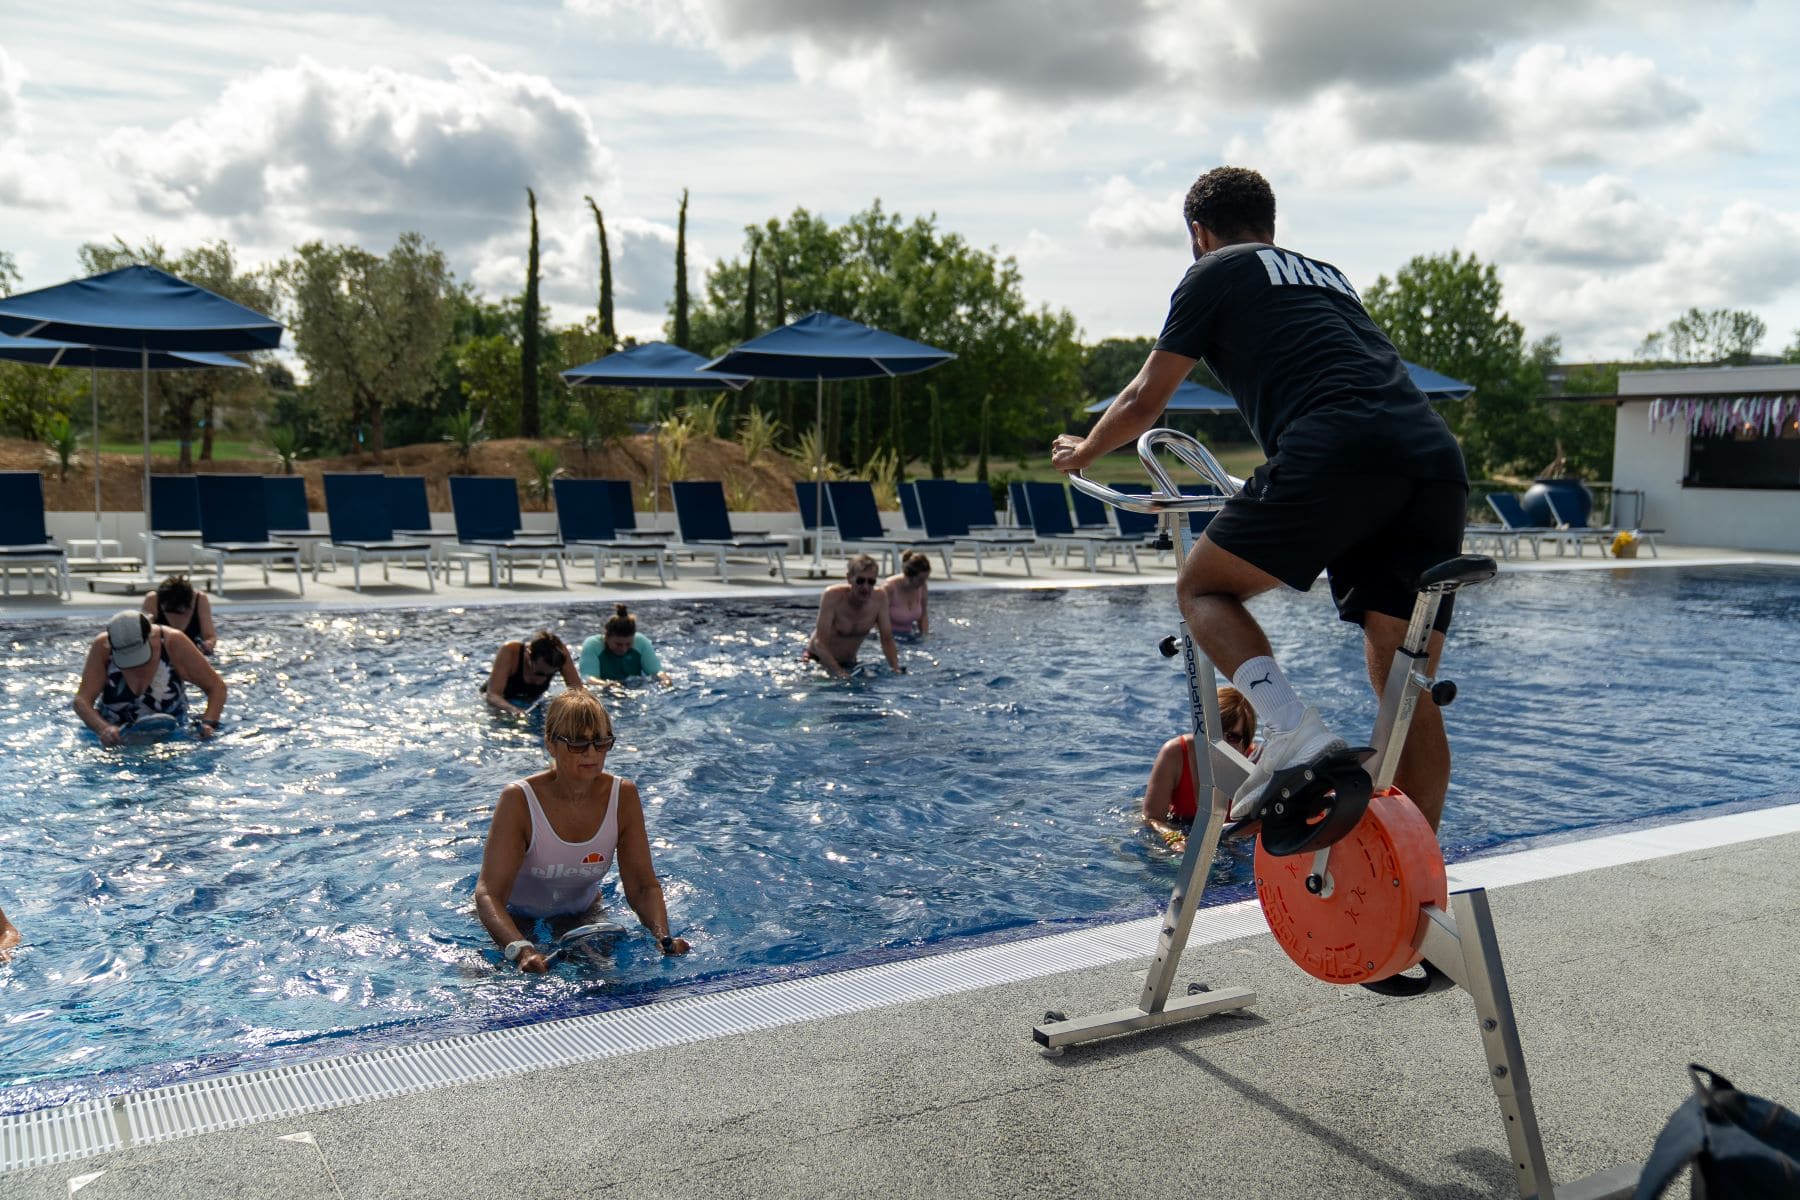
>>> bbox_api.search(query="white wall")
[1612,363,1800,552]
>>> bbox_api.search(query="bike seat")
[1416,555,1497,594]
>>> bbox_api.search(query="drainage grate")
[5,800,1798,1175]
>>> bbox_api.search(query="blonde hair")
[544,688,611,746]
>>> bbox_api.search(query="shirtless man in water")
[805,554,907,678]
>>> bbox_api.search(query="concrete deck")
[4,818,1795,1198]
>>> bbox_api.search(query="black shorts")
[1205,457,1468,632]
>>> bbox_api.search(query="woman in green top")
[580,604,670,684]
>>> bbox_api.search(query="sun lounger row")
[1475,491,1663,559]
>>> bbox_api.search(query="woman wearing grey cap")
[73,610,226,746]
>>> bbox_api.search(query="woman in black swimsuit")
[483,630,581,716]
[74,610,226,746]
[141,575,217,655]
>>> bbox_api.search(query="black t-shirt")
[1154,242,1466,483]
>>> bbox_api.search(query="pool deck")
[3,543,1799,1197]
[2,537,1796,621]
[3,814,1796,1198]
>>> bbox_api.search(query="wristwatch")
[659,934,676,952]
[504,939,534,962]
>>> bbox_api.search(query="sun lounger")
[899,482,925,531]
[1544,491,1663,558]
[447,476,568,588]
[0,472,70,599]
[670,480,789,584]
[319,474,436,592]
[825,480,955,577]
[599,479,671,541]
[1020,479,1143,573]
[194,473,305,596]
[1486,493,1582,559]
[911,479,1035,577]
[262,475,331,570]
[553,478,670,586]
[144,473,205,581]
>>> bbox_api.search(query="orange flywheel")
[1254,788,1448,985]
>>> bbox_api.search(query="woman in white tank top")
[475,689,691,973]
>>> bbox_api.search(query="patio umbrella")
[0,264,283,548]
[1406,361,1475,401]
[1085,363,1473,414]
[560,341,749,521]
[0,332,247,561]
[701,312,954,575]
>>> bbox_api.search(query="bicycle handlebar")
[1066,429,1245,514]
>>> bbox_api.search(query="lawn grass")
[97,439,266,461]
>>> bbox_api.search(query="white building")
[1613,364,1800,552]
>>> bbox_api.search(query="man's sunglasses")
[851,576,878,586]
[553,734,616,753]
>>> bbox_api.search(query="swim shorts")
[1204,447,1468,632]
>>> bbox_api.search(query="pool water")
[2,565,1798,1108]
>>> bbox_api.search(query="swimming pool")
[2,564,1798,1110]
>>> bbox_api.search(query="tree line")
[4,207,1798,484]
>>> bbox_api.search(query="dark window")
[1684,422,1800,490]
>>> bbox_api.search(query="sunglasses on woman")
[553,734,616,753]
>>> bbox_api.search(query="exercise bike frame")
[1038,430,1637,1200]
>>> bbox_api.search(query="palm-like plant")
[678,394,728,439]
[736,406,782,463]
[726,476,757,513]
[566,402,603,471]
[442,407,487,468]
[42,412,79,482]
[525,446,563,510]
[791,425,840,482]
[266,424,303,475]
[861,448,900,509]
[657,413,695,483]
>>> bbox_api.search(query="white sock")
[1231,655,1306,733]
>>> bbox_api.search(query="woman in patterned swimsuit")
[73,610,226,747]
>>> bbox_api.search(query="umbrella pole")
[141,349,151,581]
[650,391,661,524]
[91,363,104,562]
[811,375,826,576]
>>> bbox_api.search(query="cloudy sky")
[3,1,1797,360]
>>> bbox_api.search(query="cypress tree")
[673,188,690,349]
[741,232,759,341]
[928,384,946,478]
[584,194,616,349]
[889,377,905,482]
[773,256,791,434]
[977,392,991,482]
[521,187,541,438]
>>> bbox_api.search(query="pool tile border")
[4,800,1798,1175]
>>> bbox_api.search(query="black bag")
[1634,1065,1800,1199]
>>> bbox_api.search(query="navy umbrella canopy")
[0,265,283,547]
[562,342,750,519]
[1406,361,1475,401]
[703,312,954,574]
[562,341,750,390]
[0,333,248,560]
[0,264,282,353]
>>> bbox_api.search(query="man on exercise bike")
[1052,166,1468,830]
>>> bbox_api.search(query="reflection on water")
[2,565,1799,1104]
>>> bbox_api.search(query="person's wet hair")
[1219,686,1257,743]
[604,604,636,639]
[526,630,565,668]
[845,553,878,579]
[156,575,196,612]
[1183,167,1276,241]
[544,688,610,745]
[901,550,932,580]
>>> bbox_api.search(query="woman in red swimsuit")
[1142,687,1256,851]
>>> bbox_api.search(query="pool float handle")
[1067,428,1244,514]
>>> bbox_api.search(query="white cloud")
[102,57,615,248]
[0,44,89,210]
[1086,176,1185,250]
[1232,46,1711,192]
[1469,178,1800,355]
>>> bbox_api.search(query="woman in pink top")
[475,689,691,973]
[882,550,932,638]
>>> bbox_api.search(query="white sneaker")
[1229,707,1346,821]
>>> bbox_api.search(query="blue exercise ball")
[1521,478,1592,527]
